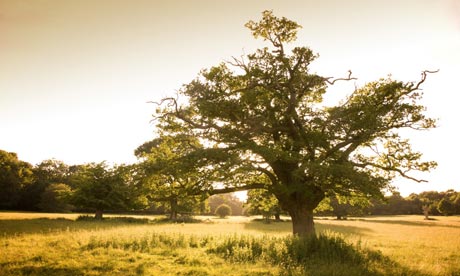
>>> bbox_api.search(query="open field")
[0,213,459,275]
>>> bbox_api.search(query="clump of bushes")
[206,233,401,275]
[215,204,232,218]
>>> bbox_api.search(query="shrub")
[215,204,232,218]
[206,233,401,275]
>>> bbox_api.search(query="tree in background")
[153,11,437,235]
[207,193,243,216]
[315,194,368,219]
[135,135,209,220]
[71,162,135,219]
[422,205,431,220]
[245,189,281,222]
[453,194,460,214]
[38,183,74,212]
[328,197,352,220]
[0,150,33,209]
[415,191,447,216]
[437,198,455,216]
[215,204,232,218]
[19,159,70,211]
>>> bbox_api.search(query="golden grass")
[316,216,460,275]
[0,213,459,275]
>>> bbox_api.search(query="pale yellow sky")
[1,0,459,196]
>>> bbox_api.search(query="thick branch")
[254,166,276,183]
[208,183,267,195]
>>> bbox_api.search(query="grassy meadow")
[0,213,459,275]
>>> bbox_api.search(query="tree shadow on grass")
[1,265,85,276]
[242,219,292,233]
[315,221,374,236]
[243,219,374,236]
[350,218,460,229]
[0,216,153,236]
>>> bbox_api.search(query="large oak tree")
[154,11,437,236]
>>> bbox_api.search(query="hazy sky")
[1,0,459,196]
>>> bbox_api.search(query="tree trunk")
[95,209,103,220]
[169,210,177,220]
[275,186,324,236]
[289,206,316,236]
[169,198,178,220]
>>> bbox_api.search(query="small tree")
[71,162,134,219]
[135,135,209,220]
[208,193,244,216]
[215,204,232,218]
[422,204,430,220]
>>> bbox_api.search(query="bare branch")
[325,70,357,85]
[410,69,439,91]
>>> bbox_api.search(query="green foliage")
[152,11,437,235]
[71,162,136,219]
[364,190,460,216]
[437,198,455,216]
[20,159,74,211]
[215,204,232,218]
[0,150,33,209]
[135,135,209,220]
[453,194,460,214]
[38,183,74,212]
[245,10,301,44]
[207,194,243,216]
[315,195,365,219]
[246,189,281,222]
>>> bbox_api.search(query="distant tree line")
[1,149,458,220]
[314,190,460,218]
[0,150,144,218]
[0,149,244,219]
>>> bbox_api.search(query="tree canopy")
[71,162,137,219]
[135,135,209,219]
[153,11,437,236]
[0,150,33,209]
